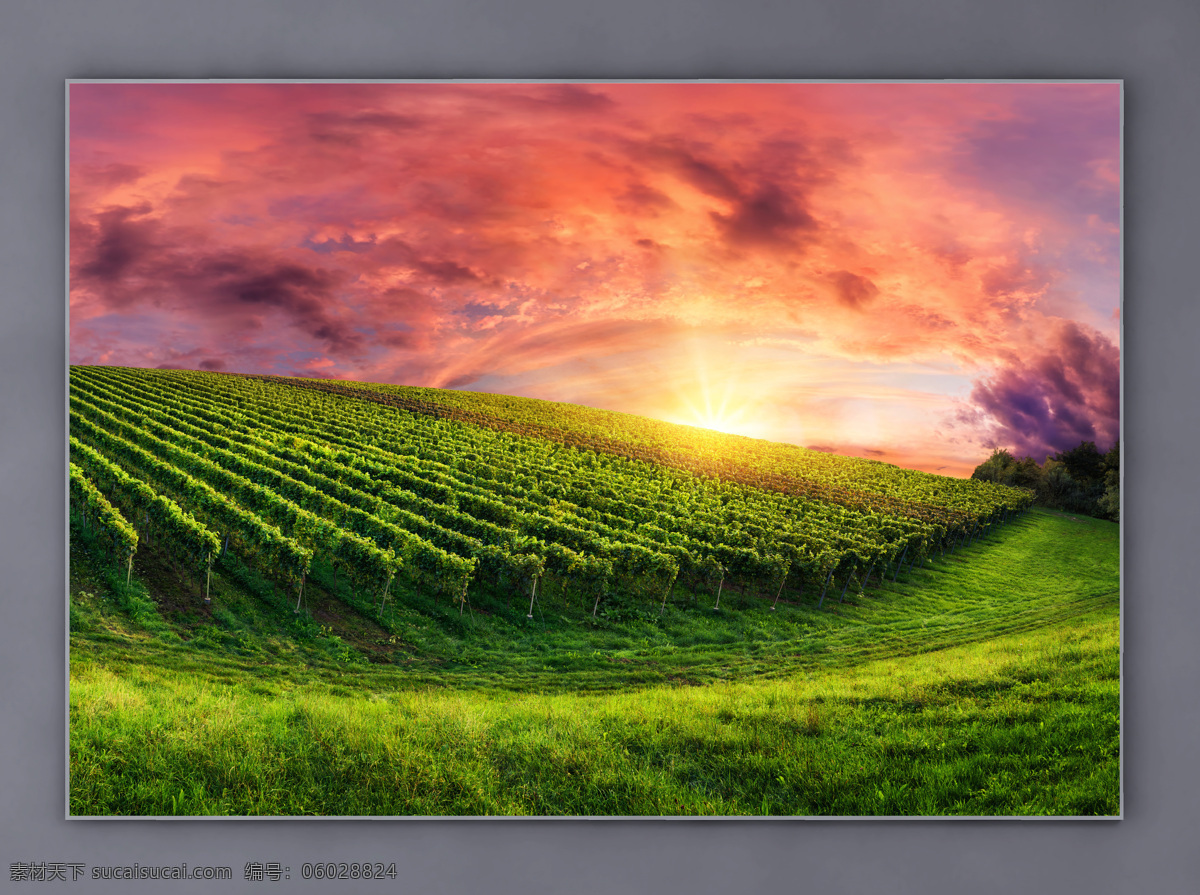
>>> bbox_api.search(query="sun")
[682,398,758,438]
[664,346,771,440]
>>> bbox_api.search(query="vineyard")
[68,365,1034,625]
[68,365,1118,817]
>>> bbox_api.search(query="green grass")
[69,508,1119,816]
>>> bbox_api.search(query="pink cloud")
[69,82,1120,474]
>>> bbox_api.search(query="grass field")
[69,507,1119,816]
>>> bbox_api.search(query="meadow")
[69,505,1119,816]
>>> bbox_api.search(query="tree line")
[970,440,1119,522]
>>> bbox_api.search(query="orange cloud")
[70,82,1120,473]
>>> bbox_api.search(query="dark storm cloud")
[72,205,364,357]
[196,257,362,354]
[711,183,818,250]
[416,258,480,284]
[633,139,742,202]
[377,328,421,350]
[519,84,616,112]
[828,271,880,310]
[968,321,1119,461]
[618,182,676,212]
[629,135,829,252]
[305,110,425,145]
[373,237,480,284]
[75,204,157,290]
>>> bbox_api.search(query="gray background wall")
[2,1,1196,892]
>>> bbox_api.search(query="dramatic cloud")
[72,208,363,357]
[967,321,1119,461]
[69,82,1120,475]
[76,204,158,287]
[711,182,818,250]
[827,271,880,310]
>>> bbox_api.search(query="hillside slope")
[67,366,1115,816]
[69,365,1032,624]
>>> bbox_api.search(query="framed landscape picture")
[66,80,1121,818]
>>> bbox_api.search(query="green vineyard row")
[74,366,945,562]
[68,463,138,569]
[69,366,1033,614]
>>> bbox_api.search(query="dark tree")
[1098,440,1120,521]
[970,448,1016,484]
[1011,456,1043,489]
[1051,441,1105,488]
[970,439,1119,522]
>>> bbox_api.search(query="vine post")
[294,572,306,614]
[377,570,395,615]
[527,575,538,619]
[771,574,786,610]
[712,571,725,611]
[817,566,834,608]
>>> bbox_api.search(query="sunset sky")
[68,82,1120,476]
